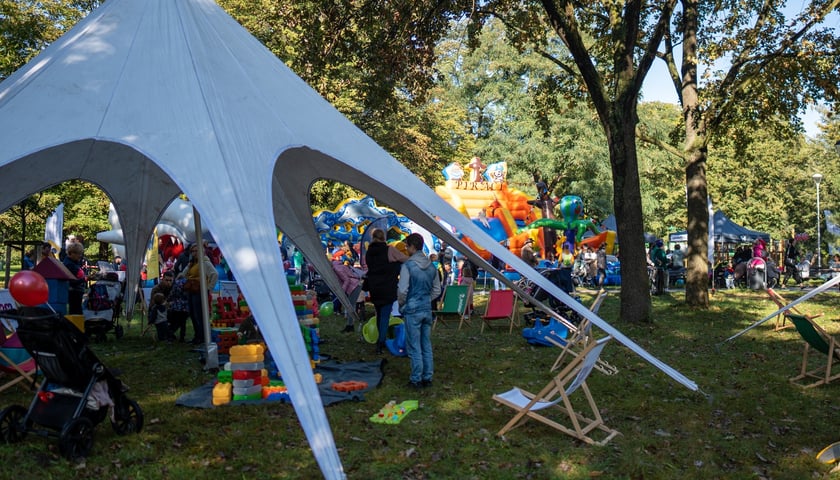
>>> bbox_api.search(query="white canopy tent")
[0,0,699,477]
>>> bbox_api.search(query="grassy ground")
[1,285,839,479]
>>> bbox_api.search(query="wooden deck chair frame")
[766,288,823,331]
[492,336,620,446]
[433,284,472,330]
[0,320,39,394]
[480,289,519,333]
[548,290,617,375]
[788,314,840,388]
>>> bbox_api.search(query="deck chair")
[766,288,823,331]
[433,284,472,330]
[0,321,39,394]
[788,314,840,388]
[548,290,617,375]
[492,336,620,445]
[480,289,519,333]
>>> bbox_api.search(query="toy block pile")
[211,296,250,328]
[212,344,268,405]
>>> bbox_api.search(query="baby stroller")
[519,268,582,326]
[0,307,143,460]
[83,274,124,342]
[746,257,778,290]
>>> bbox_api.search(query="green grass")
[1,286,840,479]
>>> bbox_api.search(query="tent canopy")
[0,0,698,477]
[669,210,770,244]
[597,215,658,243]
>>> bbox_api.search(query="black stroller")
[83,274,125,342]
[518,268,582,326]
[0,307,143,459]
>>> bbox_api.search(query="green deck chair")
[433,284,472,330]
[789,314,840,388]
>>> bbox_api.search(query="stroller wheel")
[59,417,94,460]
[0,405,28,443]
[111,398,143,435]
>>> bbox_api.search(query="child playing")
[725,261,735,289]
[149,293,172,342]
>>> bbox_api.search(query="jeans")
[404,311,434,383]
[375,303,393,344]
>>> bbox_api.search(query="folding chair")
[548,290,617,375]
[492,336,620,445]
[788,314,840,388]
[0,321,39,394]
[766,288,823,331]
[433,284,472,330]
[480,289,519,333]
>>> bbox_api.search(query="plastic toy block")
[212,382,232,406]
[232,392,262,401]
[232,369,262,380]
[369,400,419,424]
[230,344,264,357]
[331,381,368,392]
[216,370,232,383]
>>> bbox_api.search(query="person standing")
[651,240,669,295]
[331,252,363,333]
[364,228,407,354]
[782,236,804,288]
[397,233,441,389]
[458,256,476,315]
[167,275,191,342]
[595,243,608,288]
[62,242,87,314]
[183,243,218,344]
[520,238,539,268]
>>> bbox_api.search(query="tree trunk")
[608,109,652,323]
[685,148,709,306]
[680,0,710,307]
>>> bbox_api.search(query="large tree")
[463,1,679,322]
[657,0,840,306]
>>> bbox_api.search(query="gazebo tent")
[0,0,699,477]
[669,210,770,244]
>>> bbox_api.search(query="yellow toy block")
[212,382,232,406]
[229,344,264,357]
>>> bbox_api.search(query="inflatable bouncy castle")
[434,158,540,259]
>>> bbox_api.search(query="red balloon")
[9,270,49,306]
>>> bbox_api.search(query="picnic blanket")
[176,358,385,409]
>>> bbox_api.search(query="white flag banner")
[707,197,714,265]
[44,203,64,252]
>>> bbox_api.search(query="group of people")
[519,238,610,292]
[150,242,218,344]
[325,231,443,389]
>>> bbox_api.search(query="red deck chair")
[481,289,519,333]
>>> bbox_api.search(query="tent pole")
[193,207,217,369]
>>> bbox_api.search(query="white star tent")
[0,0,698,477]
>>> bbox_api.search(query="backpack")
[86,283,114,312]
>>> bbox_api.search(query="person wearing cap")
[651,239,669,295]
[520,238,539,268]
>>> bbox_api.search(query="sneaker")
[342,325,355,333]
[421,379,433,388]
[406,380,423,390]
